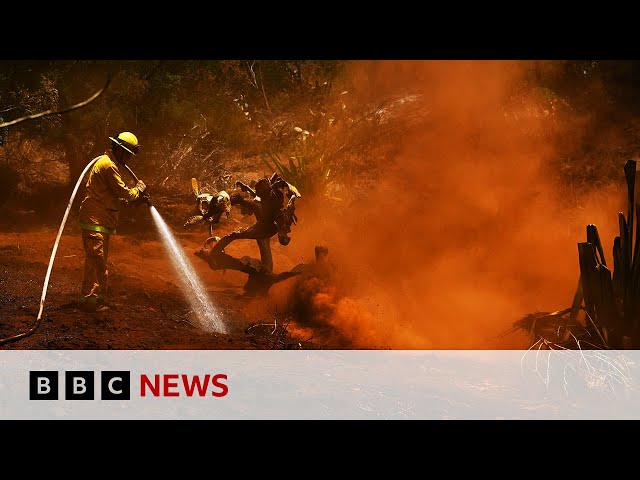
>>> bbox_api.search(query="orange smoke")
[277,60,627,349]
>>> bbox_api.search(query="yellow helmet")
[109,131,140,155]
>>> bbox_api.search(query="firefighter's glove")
[136,180,147,194]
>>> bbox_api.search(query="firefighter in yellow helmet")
[77,132,147,312]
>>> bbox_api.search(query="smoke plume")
[277,60,626,348]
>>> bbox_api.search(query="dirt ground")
[0,201,335,350]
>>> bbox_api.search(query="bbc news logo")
[29,371,229,400]
[30,371,131,400]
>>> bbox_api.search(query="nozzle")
[142,192,153,207]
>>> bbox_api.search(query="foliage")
[6,60,640,209]
[262,127,333,198]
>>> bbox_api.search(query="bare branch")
[258,61,271,113]
[0,74,112,129]
[248,61,259,89]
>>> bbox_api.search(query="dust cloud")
[278,60,626,349]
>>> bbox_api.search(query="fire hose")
[123,163,153,206]
[0,158,149,346]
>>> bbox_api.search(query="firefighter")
[207,175,300,270]
[77,132,147,312]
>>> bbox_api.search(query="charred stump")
[555,160,640,348]
[516,159,640,349]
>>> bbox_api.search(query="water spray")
[122,162,227,333]
[150,208,227,333]
[0,156,101,346]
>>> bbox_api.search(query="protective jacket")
[78,150,141,233]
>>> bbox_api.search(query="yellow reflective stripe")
[79,222,116,235]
